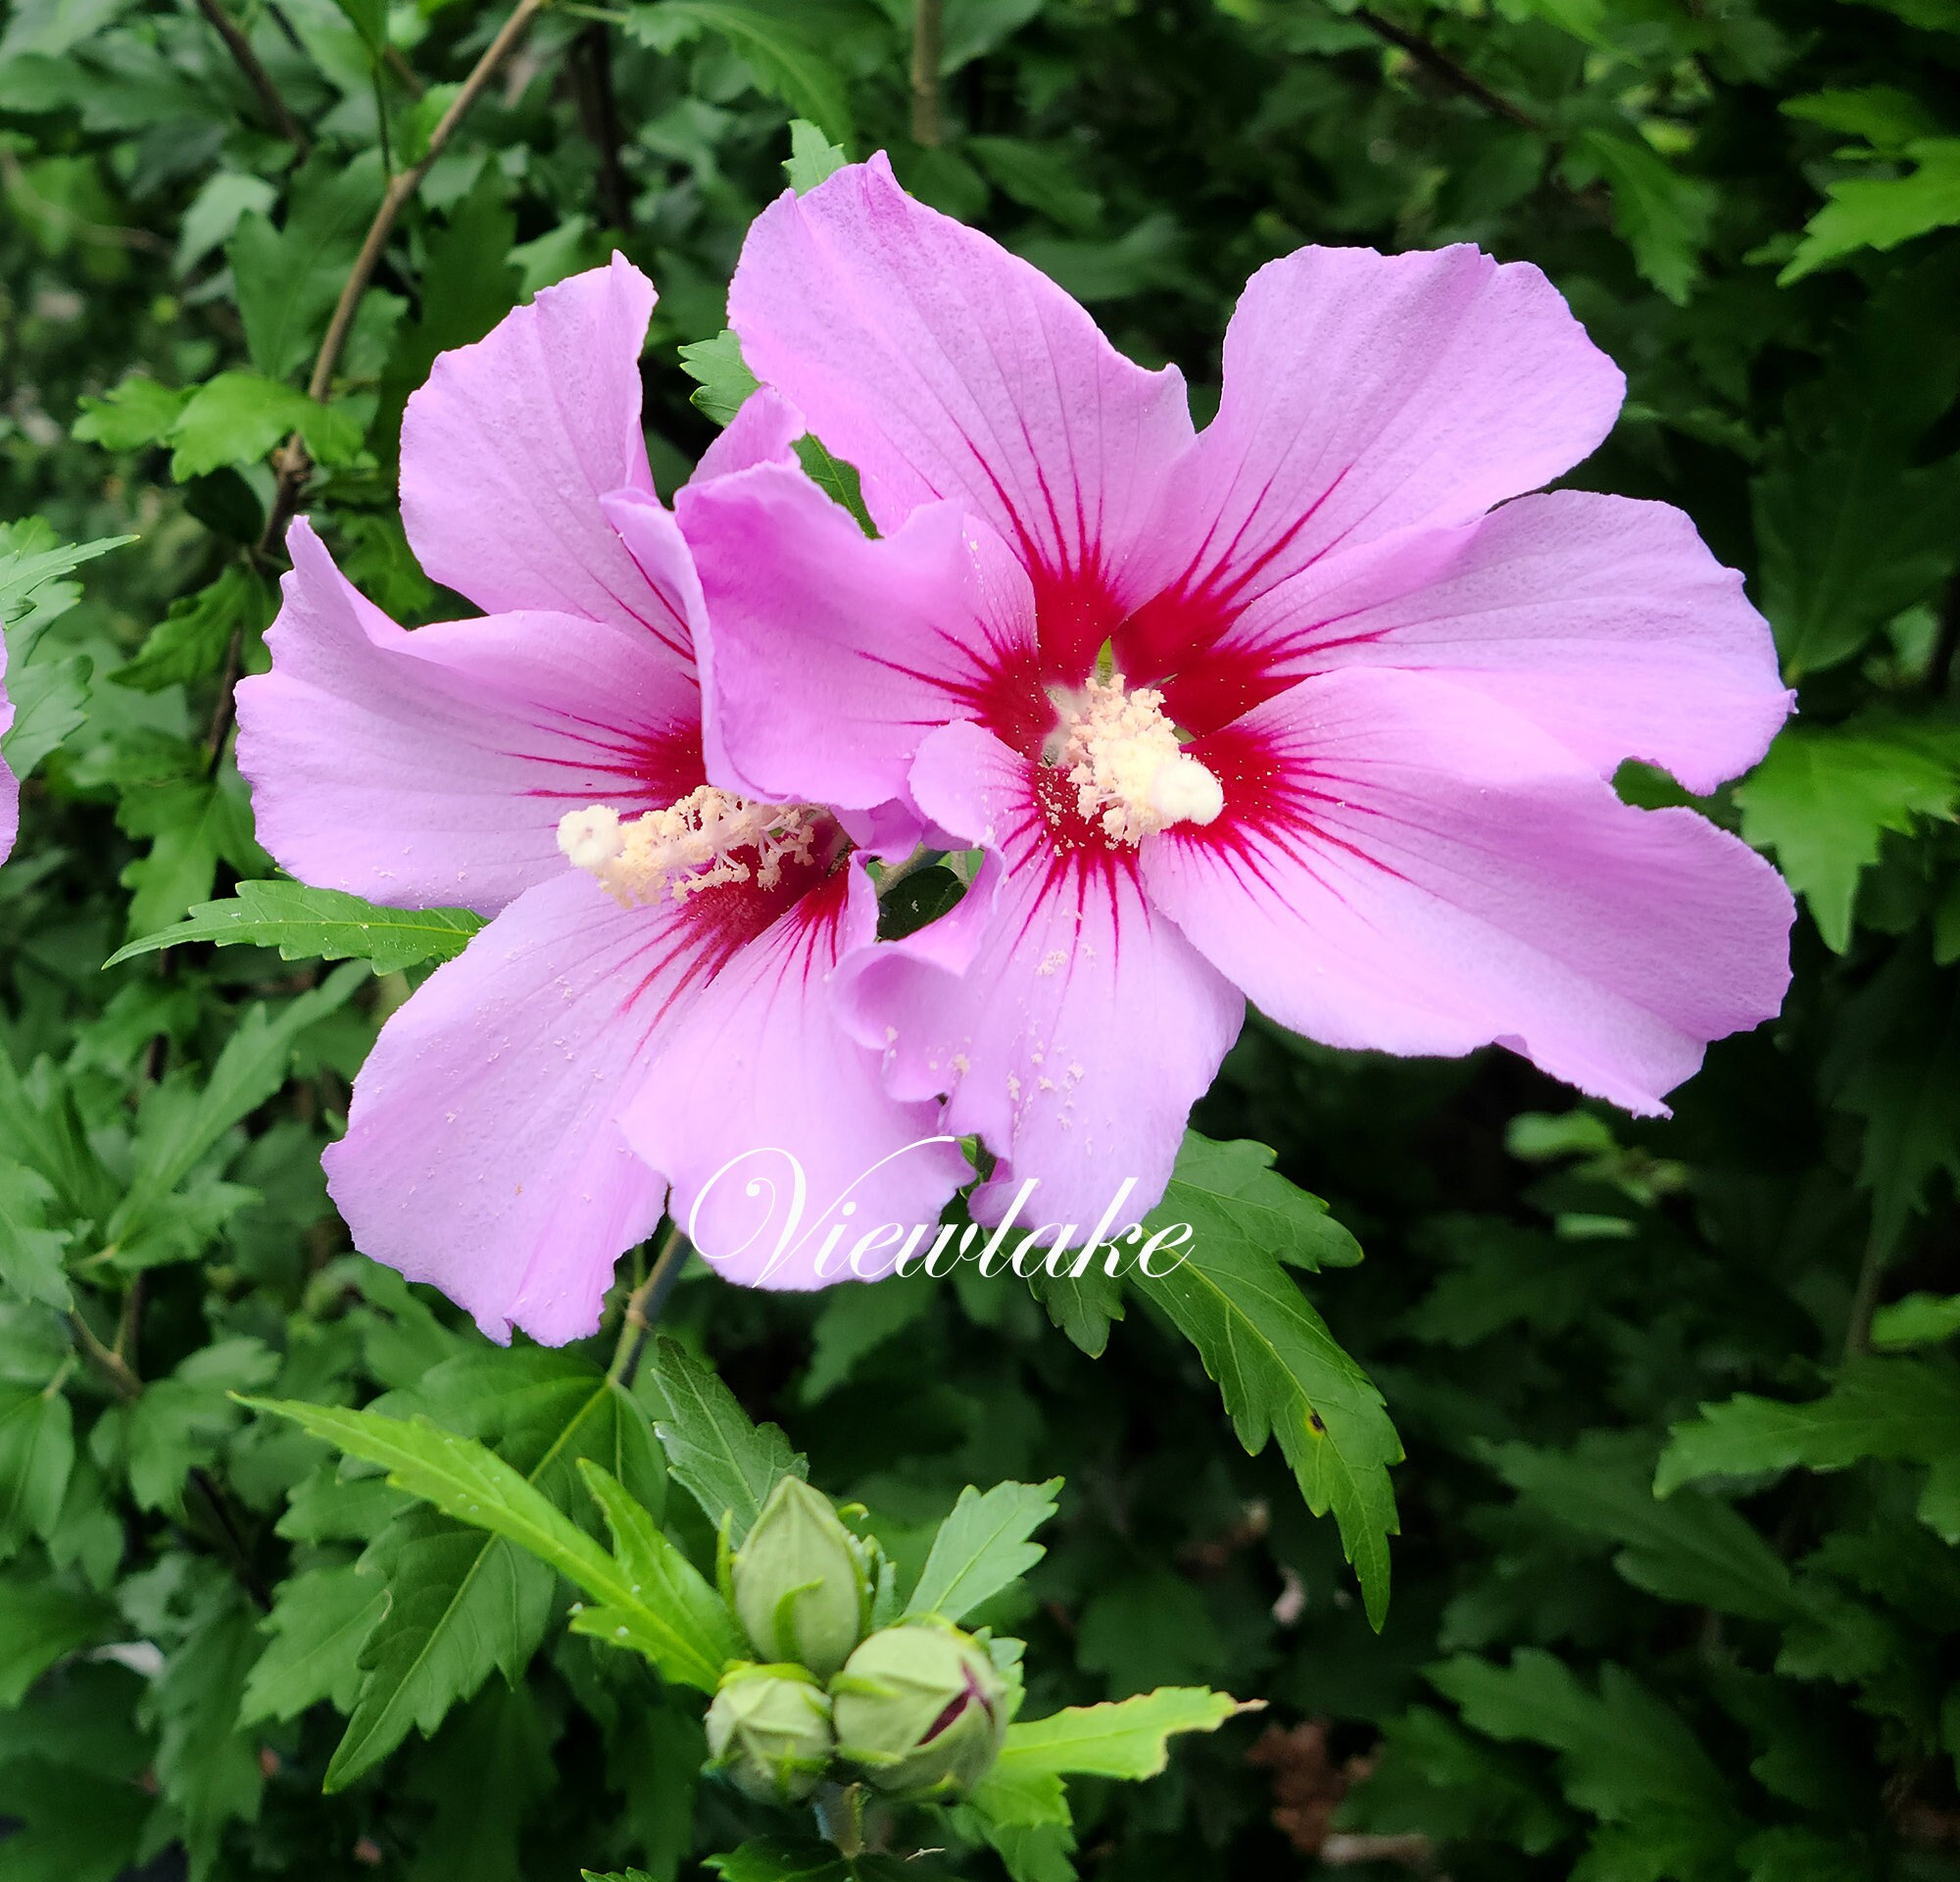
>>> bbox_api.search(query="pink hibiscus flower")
[235,257,967,1341]
[678,157,1797,1227]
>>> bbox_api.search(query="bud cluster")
[703,1476,1014,1808]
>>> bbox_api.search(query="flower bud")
[831,1620,1009,1798]
[705,1663,836,1805]
[730,1476,867,1679]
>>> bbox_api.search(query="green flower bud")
[831,1620,1009,1798]
[705,1663,836,1805]
[730,1476,867,1679]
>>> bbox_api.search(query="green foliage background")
[5,0,1960,1875]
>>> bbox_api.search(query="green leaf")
[792,434,876,535]
[110,1336,279,1511]
[1871,1291,1960,1349]
[1751,253,1960,676]
[228,153,383,383]
[678,328,760,427]
[1485,1434,1804,1621]
[108,964,367,1243]
[1736,718,1960,949]
[997,1687,1254,1779]
[108,879,484,973]
[1656,1356,1960,1494]
[71,373,189,451]
[166,370,364,480]
[1431,1650,1740,1850]
[0,1162,71,1309]
[146,1586,267,1868]
[1128,1147,1399,1626]
[247,1398,633,1611]
[1562,129,1715,305]
[906,1479,1060,1622]
[1159,1133,1363,1274]
[649,1336,806,1545]
[115,768,270,940]
[238,1562,387,1724]
[1783,85,1944,149]
[0,528,131,627]
[566,1460,738,1690]
[113,565,274,695]
[0,1383,73,1556]
[967,136,1102,233]
[0,1762,150,1882]
[1821,941,1960,1251]
[784,118,847,192]
[0,1573,107,1706]
[251,1356,674,1786]
[625,3,854,143]
[1783,138,1960,281]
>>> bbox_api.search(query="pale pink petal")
[691,385,806,483]
[1170,492,1792,792]
[236,520,701,916]
[727,155,1194,671]
[321,868,757,1344]
[839,719,1243,1226]
[678,462,1040,812]
[621,861,970,1289]
[1117,244,1626,673]
[400,255,691,651]
[1141,669,1793,1115]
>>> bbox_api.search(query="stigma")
[1056,674,1224,847]
[557,786,820,907]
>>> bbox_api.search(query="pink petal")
[1178,492,1791,793]
[677,462,1040,812]
[236,520,701,916]
[1142,669,1794,1115]
[620,861,970,1289]
[691,385,806,483]
[839,720,1243,1226]
[322,868,741,1345]
[727,155,1194,667]
[1117,244,1626,674]
[400,255,691,651]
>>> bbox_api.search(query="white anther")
[557,785,819,907]
[1059,674,1224,846]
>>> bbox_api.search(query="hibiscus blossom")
[235,257,967,1340]
[678,158,1796,1227]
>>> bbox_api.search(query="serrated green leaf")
[1129,1157,1398,1625]
[167,371,363,480]
[239,1562,387,1724]
[71,374,189,451]
[108,879,484,973]
[568,1460,736,1690]
[906,1479,1059,1622]
[1872,1290,1960,1349]
[649,1336,805,1544]
[0,1572,108,1706]
[1782,137,1960,281]
[625,3,853,142]
[1656,1356,1960,1495]
[677,328,760,427]
[784,118,847,192]
[1736,718,1960,950]
[997,1687,1253,1779]
[0,1162,70,1309]
[113,565,274,695]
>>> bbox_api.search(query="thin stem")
[71,1306,141,1402]
[253,0,553,558]
[1351,8,1544,131]
[608,1224,690,1385]
[1842,1219,1891,1362]
[194,0,312,152]
[909,0,945,147]
[572,22,632,228]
